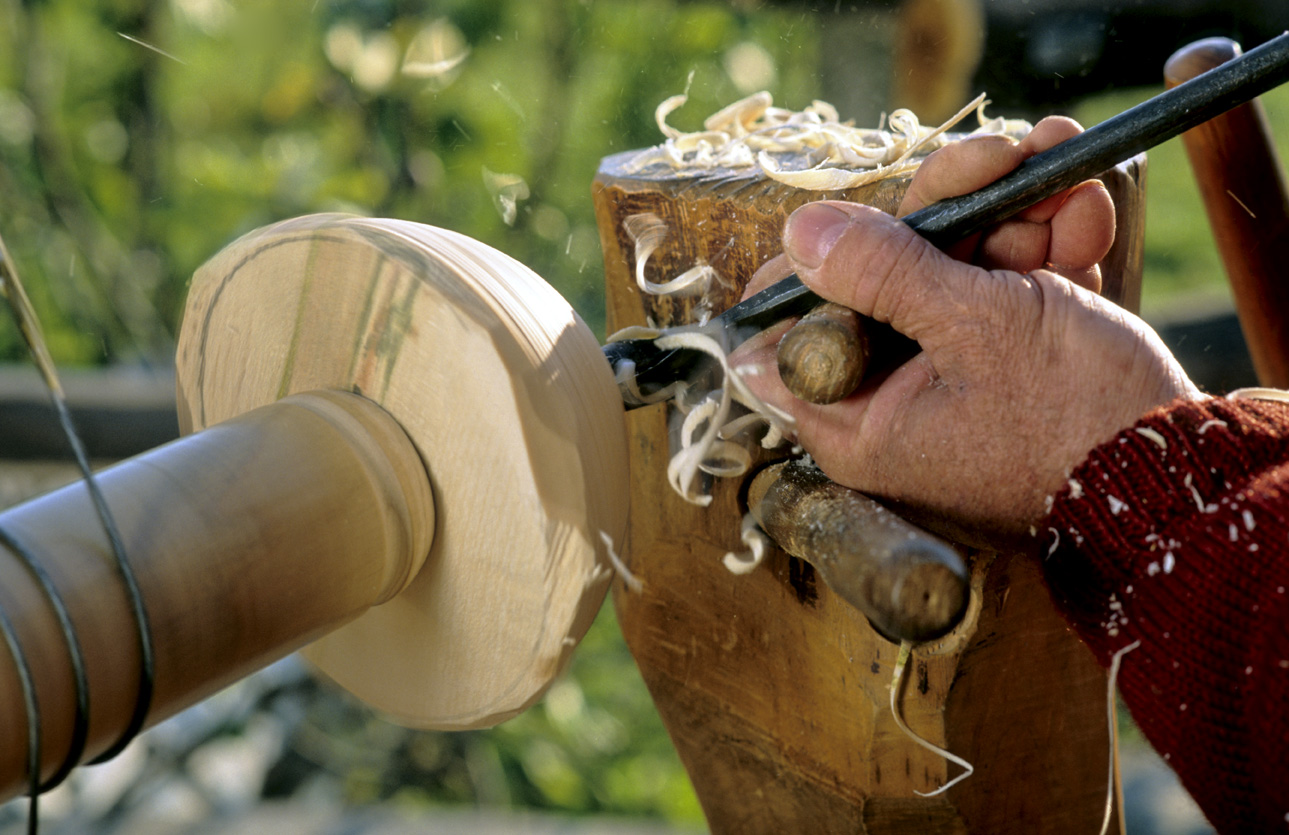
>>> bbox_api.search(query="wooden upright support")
[593,145,1146,833]
[1166,37,1289,387]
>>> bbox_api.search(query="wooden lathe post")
[593,147,1146,833]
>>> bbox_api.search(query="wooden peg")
[775,303,870,404]
[1165,37,1289,387]
[748,459,967,642]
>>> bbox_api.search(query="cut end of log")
[861,552,970,644]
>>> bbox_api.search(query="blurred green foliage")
[2,0,1284,371]
[0,0,823,365]
[278,607,705,826]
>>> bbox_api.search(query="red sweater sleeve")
[1044,396,1289,832]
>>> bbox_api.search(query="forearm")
[1044,395,1289,831]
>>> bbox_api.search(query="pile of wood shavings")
[642,89,1031,189]
[605,324,789,574]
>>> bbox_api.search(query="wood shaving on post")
[599,531,643,593]
[624,213,734,325]
[889,641,975,796]
[649,329,794,506]
[604,327,792,505]
[638,89,1031,187]
[722,513,771,575]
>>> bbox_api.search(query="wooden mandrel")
[775,303,869,404]
[748,458,968,643]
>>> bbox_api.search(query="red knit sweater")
[1045,395,1289,832]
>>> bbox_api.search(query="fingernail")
[784,203,852,270]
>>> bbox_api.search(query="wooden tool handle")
[776,303,869,404]
[0,390,432,799]
[748,459,968,642]
[1165,37,1289,387]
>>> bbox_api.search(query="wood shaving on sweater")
[1183,473,1206,513]
[641,89,1030,189]
[1134,426,1168,450]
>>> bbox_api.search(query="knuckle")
[865,229,932,323]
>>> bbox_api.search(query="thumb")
[783,201,994,346]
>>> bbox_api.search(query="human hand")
[739,117,1204,547]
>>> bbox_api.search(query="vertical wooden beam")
[891,0,986,123]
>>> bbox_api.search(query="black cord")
[0,599,42,835]
[0,225,154,824]
[47,397,155,765]
[0,526,89,792]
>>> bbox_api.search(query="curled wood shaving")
[652,329,794,505]
[722,513,770,575]
[605,324,794,508]
[1100,641,1141,835]
[644,89,1029,189]
[624,212,724,305]
[599,530,643,593]
[890,641,975,796]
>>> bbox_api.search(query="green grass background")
[1077,83,1289,319]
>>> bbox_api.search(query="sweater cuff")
[1042,394,1289,826]
[1045,394,1289,655]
